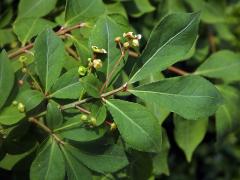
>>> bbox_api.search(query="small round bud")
[136,34,142,40]
[80,114,88,122]
[21,68,27,73]
[18,80,24,86]
[17,103,25,113]
[132,39,139,47]
[19,56,27,64]
[87,58,92,62]
[114,37,121,43]
[78,66,87,76]
[12,101,18,106]
[93,59,102,69]
[110,122,117,131]
[89,117,97,126]
[123,32,134,38]
[123,42,130,49]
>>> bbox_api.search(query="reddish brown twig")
[8,22,86,59]
[28,117,65,144]
[75,105,91,115]
[167,66,189,76]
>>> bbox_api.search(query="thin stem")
[8,22,86,59]
[35,110,47,118]
[208,28,217,52]
[27,69,44,93]
[167,66,189,76]
[65,46,79,60]
[76,105,91,114]
[56,23,86,36]
[60,97,94,110]
[8,44,34,59]
[100,43,126,93]
[61,83,128,111]
[28,117,65,144]
[101,83,128,98]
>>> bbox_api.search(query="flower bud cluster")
[80,114,97,128]
[12,100,25,113]
[115,32,142,49]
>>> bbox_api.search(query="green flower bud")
[17,103,25,113]
[12,101,18,106]
[89,117,97,126]
[78,66,87,76]
[21,68,27,73]
[19,56,27,64]
[80,114,88,122]
[110,122,117,131]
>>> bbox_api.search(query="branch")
[8,22,86,59]
[28,117,65,144]
[60,97,94,110]
[101,83,128,98]
[208,28,217,53]
[76,105,91,115]
[61,83,128,110]
[167,66,189,76]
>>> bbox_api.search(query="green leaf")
[0,8,13,28]
[67,144,128,173]
[89,103,106,126]
[129,151,153,180]
[194,50,240,83]
[65,0,105,26]
[105,99,162,152]
[56,115,107,142]
[81,74,102,98]
[129,75,223,120]
[13,18,56,45]
[0,105,25,125]
[3,121,36,154]
[185,0,226,24]
[89,14,129,81]
[153,129,170,176]
[18,0,57,19]
[0,29,16,47]
[140,73,170,125]
[70,36,91,66]
[61,144,92,180]
[17,89,45,111]
[129,12,200,83]
[215,85,240,139]
[46,100,63,130]
[34,29,65,93]
[0,50,14,110]
[30,138,65,180]
[50,68,84,99]
[124,0,155,17]
[174,115,208,162]
[0,149,34,171]
[106,2,127,18]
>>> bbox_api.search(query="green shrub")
[0,0,240,179]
